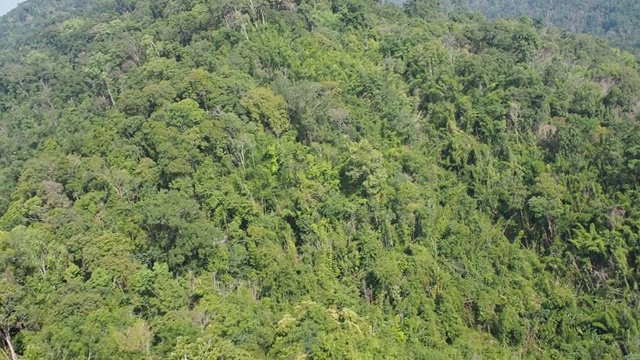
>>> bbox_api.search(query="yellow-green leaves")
[152,98,207,130]
[241,87,291,136]
[344,139,388,196]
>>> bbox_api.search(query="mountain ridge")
[462,0,640,52]
[1,0,640,359]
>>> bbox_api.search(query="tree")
[241,87,291,136]
[343,139,388,196]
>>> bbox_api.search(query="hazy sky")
[0,0,25,17]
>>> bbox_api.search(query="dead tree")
[278,2,296,11]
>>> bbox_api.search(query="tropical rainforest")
[460,0,640,53]
[2,0,640,359]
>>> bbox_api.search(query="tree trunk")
[2,330,18,360]
[104,79,116,107]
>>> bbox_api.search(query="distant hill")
[463,0,640,52]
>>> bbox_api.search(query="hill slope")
[463,0,640,52]
[1,0,640,359]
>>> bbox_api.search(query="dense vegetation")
[461,0,640,52]
[2,0,640,358]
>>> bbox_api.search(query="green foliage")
[241,87,291,136]
[461,0,640,53]
[1,0,640,359]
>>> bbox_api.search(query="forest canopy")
[1,0,640,359]
[460,0,640,52]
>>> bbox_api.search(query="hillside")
[463,0,640,52]
[1,0,640,359]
